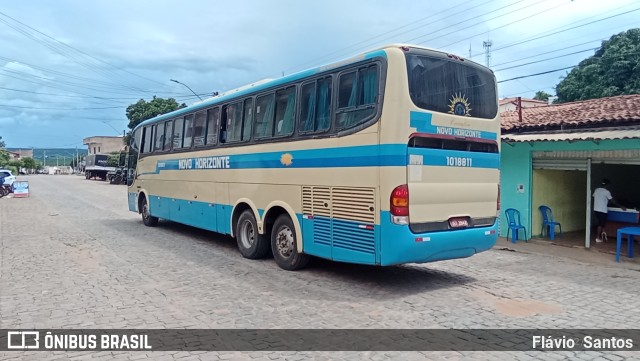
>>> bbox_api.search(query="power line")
[497,66,577,83]
[275,0,485,75]
[0,104,124,110]
[410,0,559,46]
[0,85,210,101]
[0,17,149,94]
[473,6,640,57]
[493,48,599,72]
[490,38,604,67]
[0,11,167,88]
[435,0,572,49]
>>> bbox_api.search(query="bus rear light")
[497,184,501,212]
[391,184,409,224]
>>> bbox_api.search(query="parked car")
[0,169,16,186]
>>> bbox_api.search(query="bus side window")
[220,105,229,143]
[173,117,184,149]
[141,126,151,154]
[163,120,173,151]
[193,111,206,147]
[254,94,275,139]
[223,103,243,143]
[300,77,331,133]
[206,107,219,145]
[154,123,165,151]
[149,125,156,153]
[183,114,194,148]
[336,64,378,130]
[242,98,253,141]
[275,86,296,137]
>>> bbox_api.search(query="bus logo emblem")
[280,153,294,166]
[448,93,472,117]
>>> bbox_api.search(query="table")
[616,227,639,263]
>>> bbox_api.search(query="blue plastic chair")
[539,205,562,240]
[505,208,527,243]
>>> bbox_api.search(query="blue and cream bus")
[127,44,500,270]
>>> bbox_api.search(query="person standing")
[592,178,625,243]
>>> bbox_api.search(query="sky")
[0,0,638,148]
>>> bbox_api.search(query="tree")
[533,91,551,102]
[21,157,37,170]
[123,96,186,145]
[555,28,640,103]
[107,153,120,167]
[0,136,7,167]
[0,150,8,167]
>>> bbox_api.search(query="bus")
[127,44,500,271]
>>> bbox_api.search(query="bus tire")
[140,197,159,227]
[271,214,310,271]
[236,210,269,259]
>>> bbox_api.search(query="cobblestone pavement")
[1,176,639,360]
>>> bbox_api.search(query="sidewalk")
[494,237,640,270]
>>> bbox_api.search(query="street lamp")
[170,79,203,101]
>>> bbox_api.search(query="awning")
[501,128,640,142]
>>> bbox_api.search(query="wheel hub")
[276,227,294,257]
[240,220,255,249]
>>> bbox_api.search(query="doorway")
[531,169,587,244]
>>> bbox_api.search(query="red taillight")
[497,184,501,211]
[390,184,409,216]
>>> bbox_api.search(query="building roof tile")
[501,94,640,131]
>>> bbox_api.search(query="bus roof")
[135,44,484,130]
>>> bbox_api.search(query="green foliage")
[533,91,551,102]
[107,153,120,167]
[4,165,17,174]
[0,150,9,167]
[21,157,37,170]
[556,28,640,103]
[8,160,22,169]
[0,136,5,149]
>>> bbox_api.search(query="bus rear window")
[406,53,497,119]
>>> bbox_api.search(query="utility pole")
[483,40,493,67]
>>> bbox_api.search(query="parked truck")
[84,154,115,181]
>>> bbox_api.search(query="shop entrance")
[531,157,640,251]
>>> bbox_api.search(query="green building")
[500,95,640,248]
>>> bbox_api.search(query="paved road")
[1,176,639,360]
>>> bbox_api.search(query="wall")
[500,138,640,239]
[531,169,586,235]
[83,136,124,155]
[499,144,531,237]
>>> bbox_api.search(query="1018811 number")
[446,156,472,167]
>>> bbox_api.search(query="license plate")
[449,217,470,228]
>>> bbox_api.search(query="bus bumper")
[379,212,498,266]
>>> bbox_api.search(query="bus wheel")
[271,214,310,271]
[236,210,269,259]
[140,197,158,227]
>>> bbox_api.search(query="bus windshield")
[406,52,497,119]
